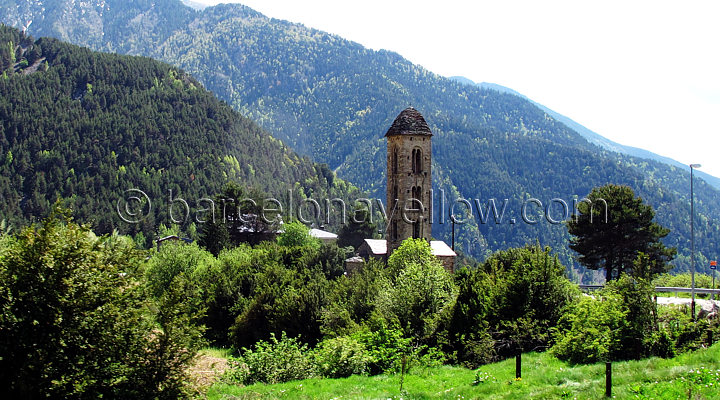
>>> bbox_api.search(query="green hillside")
[0,25,359,240]
[2,1,719,276]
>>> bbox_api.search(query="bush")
[447,245,579,365]
[550,293,627,364]
[320,259,390,337]
[313,336,373,378]
[351,318,412,375]
[380,238,458,340]
[277,220,320,249]
[229,260,329,348]
[224,332,316,385]
[552,273,660,363]
[195,245,257,345]
[0,211,203,398]
[145,241,215,298]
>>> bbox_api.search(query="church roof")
[384,107,433,137]
[430,240,457,257]
[362,239,388,255]
[309,228,338,240]
[360,239,456,257]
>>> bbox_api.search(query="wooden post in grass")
[709,329,713,346]
[605,362,612,397]
[399,354,407,392]
[515,353,521,379]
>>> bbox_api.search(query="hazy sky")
[191,0,720,179]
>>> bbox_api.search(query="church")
[354,107,456,272]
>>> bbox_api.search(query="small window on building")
[412,148,422,173]
[392,147,398,174]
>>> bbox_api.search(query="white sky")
[192,0,720,179]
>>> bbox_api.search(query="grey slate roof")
[384,107,433,137]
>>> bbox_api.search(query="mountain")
[0,25,358,242]
[2,0,719,278]
[454,79,720,189]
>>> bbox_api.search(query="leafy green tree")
[198,217,231,256]
[381,238,457,340]
[386,236,436,277]
[0,210,202,398]
[196,244,258,345]
[145,241,215,298]
[229,246,329,348]
[447,245,578,365]
[321,259,390,337]
[277,220,319,249]
[550,291,627,364]
[551,269,659,363]
[567,184,676,281]
[336,207,377,250]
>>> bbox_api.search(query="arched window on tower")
[412,186,421,202]
[411,186,422,239]
[412,148,422,173]
[392,147,398,174]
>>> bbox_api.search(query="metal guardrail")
[578,284,604,291]
[654,286,720,295]
[579,284,720,296]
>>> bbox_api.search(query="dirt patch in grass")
[187,350,230,393]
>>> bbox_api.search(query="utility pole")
[690,163,701,320]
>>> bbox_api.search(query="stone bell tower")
[385,107,432,256]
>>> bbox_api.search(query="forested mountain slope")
[0,25,359,242]
[2,1,718,277]
[463,79,720,190]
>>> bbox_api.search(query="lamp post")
[711,261,717,301]
[690,163,701,320]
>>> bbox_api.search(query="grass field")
[205,343,720,399]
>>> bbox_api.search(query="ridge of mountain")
[0,24,358,241]
[2,0,718,277]
[451,78,720,189]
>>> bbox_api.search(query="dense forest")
[0,25,361,243]
[2,0,720,277]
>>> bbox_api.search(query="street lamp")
[690,163,701,320]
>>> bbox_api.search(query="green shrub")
[320,259,390,337]
[380,238,458,340]
[550,292,627,364]
[552,272,665,363]
[145,241,215,298]
[0,211,203,398]
[606,272,658,359]
[277,220,320,249]
[448,245,579,364]
[313,336,373,378]
[224,332,316,385]
[195,245,257,345]
[229,260,329,348]
[351,318,412,374]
